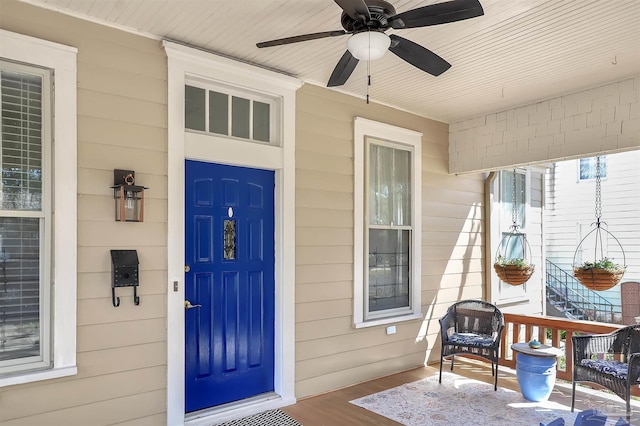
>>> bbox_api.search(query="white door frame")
[163,41,301,426]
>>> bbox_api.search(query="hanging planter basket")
[494,226,535,286]
[494,262,535,286]
[573,266,626,291]
[573,224,626,291]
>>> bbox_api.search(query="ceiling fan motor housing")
[340,0,397,32]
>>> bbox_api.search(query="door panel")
[185,160,275,413]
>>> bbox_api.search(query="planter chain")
[594,156,602,224]
[511,169,518,228]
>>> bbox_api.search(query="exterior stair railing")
[545,259,617,323]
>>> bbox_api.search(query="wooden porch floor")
[281,359,639,425]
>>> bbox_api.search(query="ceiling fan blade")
[388,35,451,76]
[334,0,371,21]
[389,0,484,29]
[257,30,346,48]
[327,50,359,87]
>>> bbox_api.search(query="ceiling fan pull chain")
[366,57,371,104]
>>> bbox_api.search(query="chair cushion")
[579,359,629,380]
[447,332,495,347]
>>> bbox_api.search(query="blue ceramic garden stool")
[511,342,564,402]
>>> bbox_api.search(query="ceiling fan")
[256,0,484,87]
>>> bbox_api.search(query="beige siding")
[0,1,167,424]
[295,84,486,397]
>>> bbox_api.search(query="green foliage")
[578,257,623,272]
[494,255,531,267]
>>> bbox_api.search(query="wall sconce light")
[111,169,148,222]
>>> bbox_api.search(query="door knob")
[184,300,202,310]
[184,265,191,272]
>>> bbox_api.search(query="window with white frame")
[184,80,280,144]
[0,61,51,375]
[0,30,77,386]
[354,118,422,327]
[579,156,606,180]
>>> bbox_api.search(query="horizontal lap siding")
[0,1,167,424]
[295,84,485,397]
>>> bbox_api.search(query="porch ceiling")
[23,0,640,123]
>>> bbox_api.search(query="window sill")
[0,365,77,388]
[354,312,423,329]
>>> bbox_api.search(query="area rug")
[350,372,580,426]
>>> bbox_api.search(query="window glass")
[209,90,228,135]
[0,217,40,363]
[500,170,526,229]
[253,100,270,142]
[368,228,410,312]
[185,85,205,131]
[231,96,250,139]
[366,141,412,318]
[580,157,606,180]
[1,70,43,211]
[184,84,277,145]
[369,144,410,226]
[0,65,46,373]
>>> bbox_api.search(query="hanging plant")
[572,156,626,291]
[494,254,535,286]
[493,169,535,286]
[573,258,626,292]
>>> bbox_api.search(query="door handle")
[185,265,191,272]
[184,300,202,310]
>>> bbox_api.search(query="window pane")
[501,171,526,228]
[0,217,40,362]
[368,229,410,312]
[231,96,250,139]
[209,90,228,135]
[185,85,205,131]
[1,70,43,211]
[580,157,606,180]
[253,101,270,142]
[369,144,411,226]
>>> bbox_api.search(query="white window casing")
[354,117,422,328]
[0,30,77,386]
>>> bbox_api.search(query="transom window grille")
[0,60,51,375]
[184,81,279,144]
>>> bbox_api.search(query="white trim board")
[0,29,78,387]
[163,40,301,426]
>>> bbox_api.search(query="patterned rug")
[350,372,581,426]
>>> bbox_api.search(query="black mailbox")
[110,249,140,307]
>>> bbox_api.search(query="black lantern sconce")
[111,169,148,222]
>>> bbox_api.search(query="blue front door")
[185,160,275,413]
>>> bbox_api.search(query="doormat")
[214,409,302,426]
[350,372,581,426]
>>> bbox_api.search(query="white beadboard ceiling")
[22,0,640,123]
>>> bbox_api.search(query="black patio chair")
[438,299,505,391]
[571,324,640,421]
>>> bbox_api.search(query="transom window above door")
[184,81,280,145]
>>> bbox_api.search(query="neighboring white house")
[544,150,640,308]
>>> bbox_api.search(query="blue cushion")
[541,418,565,426]
[579,359,629,380]
[447,332,495,347]
[571,409,630,426]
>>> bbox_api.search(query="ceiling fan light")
[347,31,390,61]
